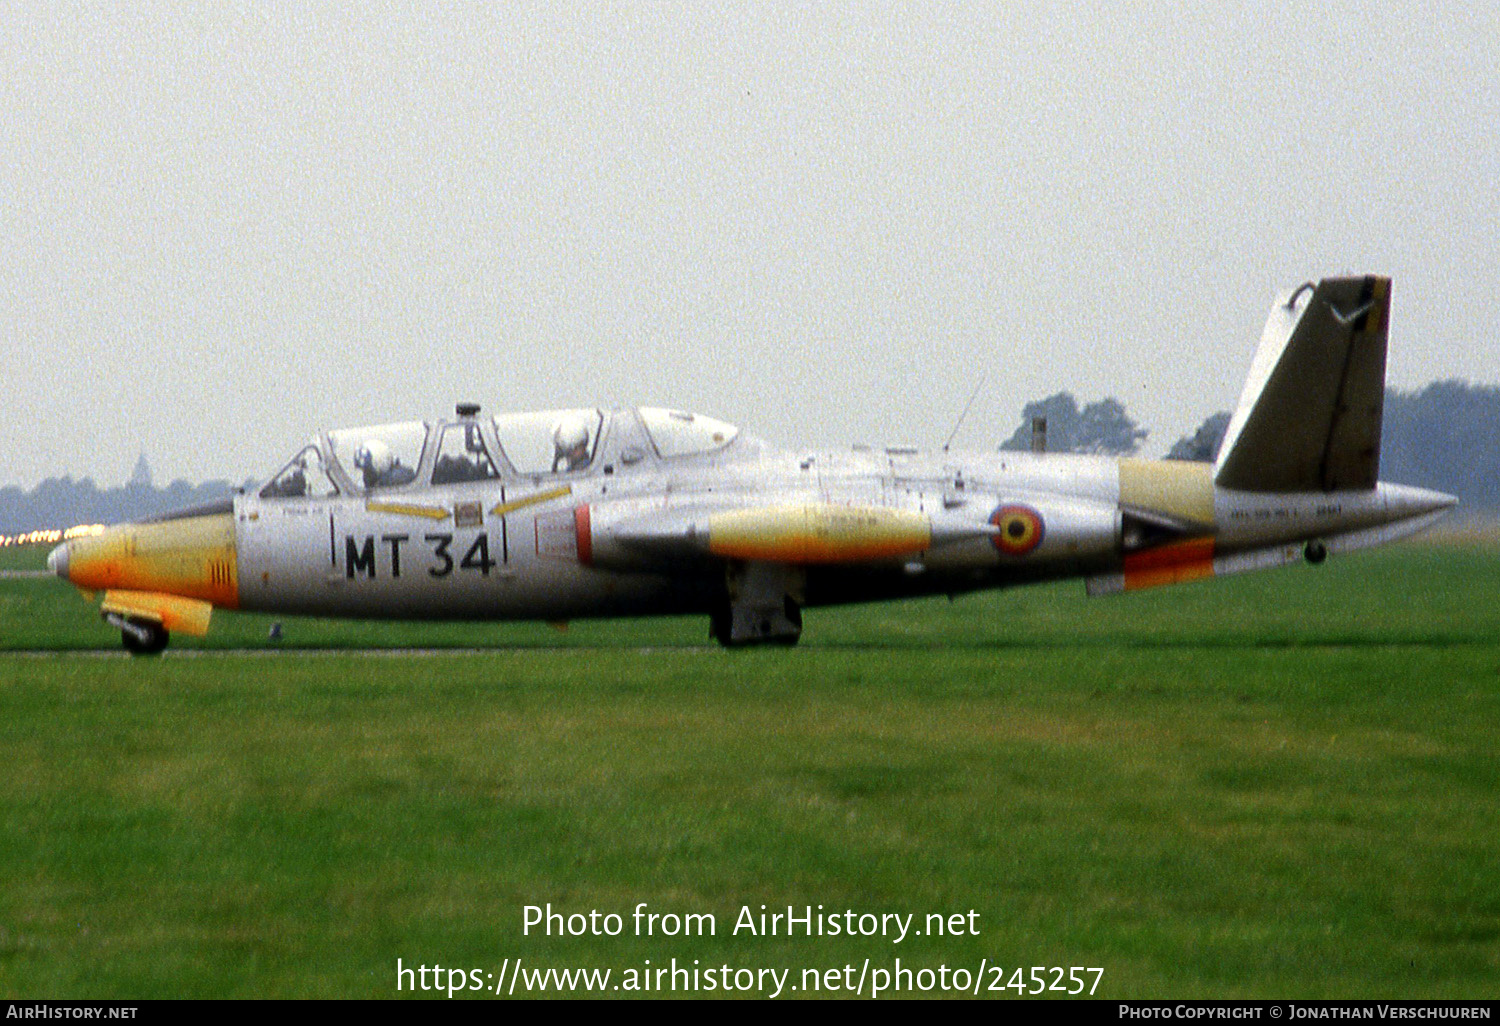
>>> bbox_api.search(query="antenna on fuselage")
[942,375,987,453]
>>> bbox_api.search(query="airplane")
[47,275,1455,654]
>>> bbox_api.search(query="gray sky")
[3,1,1496,487]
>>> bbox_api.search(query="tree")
[1166,411,1232,462]
[1382,380,1500,511]
[999,393,1078,452]
[1163,382,1500,511]
[999,392,1147,455]
[1076,398,1148,455]
[0,470,247,533]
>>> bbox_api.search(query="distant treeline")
[3,380,1497,532]
[1001,380,1499,512]
[1157,381,1500,511]
[0,478,250,534]
[1381,382,1500,512]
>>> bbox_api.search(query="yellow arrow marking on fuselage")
[490,485,573,517]
[364,501,452,521]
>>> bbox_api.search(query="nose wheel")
[105,612,170,656]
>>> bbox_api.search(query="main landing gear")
[710,561,805,648]
[710,596,803,648]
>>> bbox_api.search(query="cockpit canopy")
[492,409,604,475]
[257,407,744,499]
[330,422,427,491]
[637,408,738,458]
[259,442,338,500]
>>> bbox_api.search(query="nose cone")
[47,542,69,581]
[59,513,240,609]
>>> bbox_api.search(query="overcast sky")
[3,2,1496,487]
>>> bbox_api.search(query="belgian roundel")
[990,504,1044,556]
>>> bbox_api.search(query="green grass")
[0,542,1497,998]
[0,542,47,573]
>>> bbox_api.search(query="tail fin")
[1214,275,1390,493]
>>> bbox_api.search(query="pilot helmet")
[354,438,395,476]
[552,415,591,454]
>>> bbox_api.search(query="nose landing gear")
[104,612,170,656]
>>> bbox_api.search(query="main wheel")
[121,621,169,656]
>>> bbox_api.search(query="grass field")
[0,540,1496,998]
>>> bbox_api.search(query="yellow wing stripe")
[491,485,573,517]
[364,501,451,521]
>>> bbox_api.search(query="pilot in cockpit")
[551,415,592,472]
[354,439,417,489]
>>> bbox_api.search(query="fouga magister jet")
[49,276,1455,654]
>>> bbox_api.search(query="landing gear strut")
[710,561,806,647]
[711,561,806,647]
[710,596,803,648]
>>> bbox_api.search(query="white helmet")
[354,438,394,477]
[552,415,590,452]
